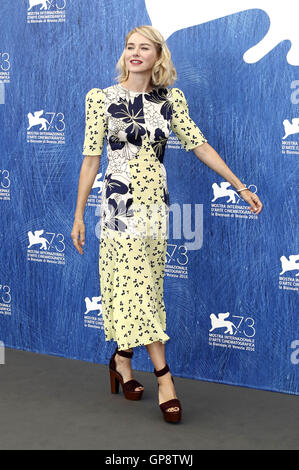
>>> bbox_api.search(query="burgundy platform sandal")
[154,363,182,423]
[109,346,144,400]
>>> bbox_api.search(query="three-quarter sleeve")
[82,88,108,156]
[170,87,208,151]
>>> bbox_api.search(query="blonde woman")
[72,25,263,424]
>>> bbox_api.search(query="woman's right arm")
[72,88,108,255]
[71,155,100,255]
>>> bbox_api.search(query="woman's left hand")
[239,189,263,214]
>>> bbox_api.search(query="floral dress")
[82,83,207,351]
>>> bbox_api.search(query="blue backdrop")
[0,0,298,395]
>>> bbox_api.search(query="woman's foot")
[114,350,144,392]
[157,371,180,412]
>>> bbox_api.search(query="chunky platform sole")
[154,364,182,423]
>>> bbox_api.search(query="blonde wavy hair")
[116,25,177,88]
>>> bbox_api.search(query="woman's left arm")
[193,142,263,215]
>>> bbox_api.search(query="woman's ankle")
[157,371,172,383]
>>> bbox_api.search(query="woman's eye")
[127,46,149,51]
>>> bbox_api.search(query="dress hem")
[104,331,170,351]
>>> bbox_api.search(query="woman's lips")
[130,60,143,64]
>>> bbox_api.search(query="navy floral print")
[107,95,146,146]
[144,87,173,121]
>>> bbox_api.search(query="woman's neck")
[121,72,153,93]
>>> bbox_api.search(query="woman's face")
[124,32,159,75]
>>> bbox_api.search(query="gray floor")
[0,348,298,450]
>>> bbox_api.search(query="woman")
[71,25,263,424]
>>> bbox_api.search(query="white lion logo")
[209,312,236,334]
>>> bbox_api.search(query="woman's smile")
[130,59,143,65]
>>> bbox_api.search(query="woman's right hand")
[71,217,85,255]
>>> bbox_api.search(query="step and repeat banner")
[0,0,298,394]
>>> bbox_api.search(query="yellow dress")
[82,84,207,350]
